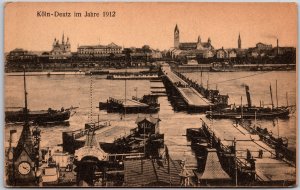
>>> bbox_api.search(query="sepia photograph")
[3,2,297,187]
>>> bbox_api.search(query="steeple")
[174,24,179,33]
[208,37,211,44]
[238,33,241,49]
[62,33,65,44]
[197,35,201,43]
[174,24,180,49]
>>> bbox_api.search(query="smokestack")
[277,38,279,55]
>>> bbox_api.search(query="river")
[4,71,297,167]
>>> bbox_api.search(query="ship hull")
[5,109,71,123]
[206,108,290,119]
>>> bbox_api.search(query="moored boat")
[206,106,289,119]
[99,95,160,114]
[5,107,71,123]
[206,85,290,119]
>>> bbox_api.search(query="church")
[174,24,214,50]
[49,33,72,59]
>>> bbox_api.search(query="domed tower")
[66,37,71,52]
[174,24,180,49]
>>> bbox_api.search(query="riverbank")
[5,68,151,76]
[173,63,296,72]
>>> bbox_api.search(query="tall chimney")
[277,38,279,55]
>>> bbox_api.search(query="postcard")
[4,2,297,187]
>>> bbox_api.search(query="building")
[228,49,237,58]
[6,48,37,64]
[50,34,71,60]
[247,49,259,58]
[77,42,122,57]
[256,42,272,51]
[203,50,215,59]
[173,24,214,51]
[216,48,228,59]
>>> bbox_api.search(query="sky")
[4,2,297,52]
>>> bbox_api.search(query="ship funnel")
[245,85,252,107]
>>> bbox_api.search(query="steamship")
[206,85,290,119]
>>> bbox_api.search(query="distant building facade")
[256,42,272,51]
[77,42,122,57]
[6,48,37,63]
[50,34,71,59]
[216,48,228,59]
[228,49,237,58]
[174,24,214,50]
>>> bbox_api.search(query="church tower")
[238,33,241,49]
[62,33,65,45]
[174,24,180,49]
[197,35,201,43]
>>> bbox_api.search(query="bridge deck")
[162,66,211,108]
[201,118,296,182]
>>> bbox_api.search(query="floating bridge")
[161,64,212,112]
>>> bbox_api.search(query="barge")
[99,95,160,114]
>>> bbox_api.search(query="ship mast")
[276,80,278,108]
[269,83,274,109]
[23,66,29,125]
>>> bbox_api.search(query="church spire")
[62,32,65,44]
[238,33,241,49]
[174,24,179,33]
[174,24,180,48]
[198,35,201,43]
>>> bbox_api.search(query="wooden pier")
[196,117,296,186]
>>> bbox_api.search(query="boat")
[5,68,72,124]
[5,107,71,123]
[206,85,290,119]
[99,94,160,114]
[100,116,164,156]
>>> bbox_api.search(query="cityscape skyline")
[5,2,297,52]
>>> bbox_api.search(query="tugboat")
[206,85,290,119]
[5,68,72,124]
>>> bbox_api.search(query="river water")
[4,71,297,167]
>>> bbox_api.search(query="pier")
[187,118,296,186]
[162,64,225,112]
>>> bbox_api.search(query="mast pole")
[270,83,274,109]
[234,138,237,187]
[277,118,280,139]
[23,66,29,125]
[286,92,289,107]
[200,69,203,86]
[276,80,278,108]
[241,96,243,120]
